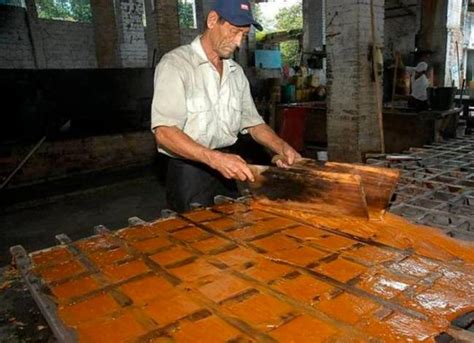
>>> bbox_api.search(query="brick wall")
[384,0,420,59]
[326,0,384,162]
[384,0,419,57]
[0,4,96,69]
[444,0,465,87]
[385,16,418,57]
[201,0,213,19]
[465,12,474,49]
[117,0,148,68]
[155,0,181,60]
[40,19,97,69]
[144,0,180,64]
[0,5,36,68]
[1,1,208,69]
[0,132,156,186]
[90,0,120,68]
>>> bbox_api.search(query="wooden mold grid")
[11,199,474,342]
[368,134,474,241]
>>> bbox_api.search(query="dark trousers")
[165,157,240,213]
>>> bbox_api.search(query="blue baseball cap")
[212,0,263,31]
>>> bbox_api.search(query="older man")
[151,0,300,212]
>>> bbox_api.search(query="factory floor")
[0,164,168,267]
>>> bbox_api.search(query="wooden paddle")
[243,158,399,220]
[294,159,400,219]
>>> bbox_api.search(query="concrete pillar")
[155,0,181,61]
[90,0,120,68]
[445,0,465,87]
[303,0,324,53]
[115,0,148,68]
[417,0,464,87]
[24,0,46,68]
[326,0,384,162]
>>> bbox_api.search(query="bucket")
[278,107,307,151]
[428,87,456,110]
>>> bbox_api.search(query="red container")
[278,107,308,152]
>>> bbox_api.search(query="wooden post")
[391,53,400,110]
[370,0,385,154]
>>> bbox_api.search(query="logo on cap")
[241,4,249,10]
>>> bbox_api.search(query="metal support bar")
[55,234,73,245]
[9,245,77,343]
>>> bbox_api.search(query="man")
[395,52,430,111]
[406,61,430,111]
[151,0,300,212]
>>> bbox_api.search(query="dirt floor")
[0,266,53,342]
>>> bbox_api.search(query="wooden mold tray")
[10,198,474,342]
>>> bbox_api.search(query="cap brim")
[218,12,263,31]
[229,19,263,31]
[252,21,263,31]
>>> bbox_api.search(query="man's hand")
[247,124,302,169]
[206,151,255,182]
[275,143,302,168]
[155,127,254,182]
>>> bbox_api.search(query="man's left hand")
[275,143,301,168]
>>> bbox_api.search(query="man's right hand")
[206,151,255,182]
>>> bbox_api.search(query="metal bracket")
[160,209,177,218]
[128,216,147,226]
[55,233,73,245]
[214,195,235,205]
[94,225,110,235]
[190,202,204,210]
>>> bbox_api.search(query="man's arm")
[155,126,254,182]
[247,124,301,168]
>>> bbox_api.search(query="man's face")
[210,19,250,59]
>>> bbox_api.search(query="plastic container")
[428,87,456,110]
[278,107,307,151]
